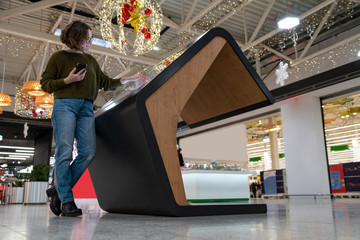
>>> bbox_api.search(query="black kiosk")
[89,28,274,216]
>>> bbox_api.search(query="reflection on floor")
[0,198,359,240]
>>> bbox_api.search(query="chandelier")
[35,93,54,109]
[0,61,11,106]
[99,0,163,56]
[14,85,51,119]
[0,93,11,106]
[22,80,45,97]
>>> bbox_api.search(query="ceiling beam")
[259,44,293,63]
[291,32,360,66]
[210,0,254,29]
[299,2,336,59]
[242,0,336,51]
[248,0,275,43]
[18,14,64,82]
[177,0,222,34]
[0,0,71,20]
[0,23,158,66]
[184,0,199,23]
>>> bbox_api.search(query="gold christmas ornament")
[99,0,163,56]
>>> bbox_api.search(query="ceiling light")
[0,152,34,156]
[22,80,45,96]
[358,50,360,57]
[4,157,27,160]
[0,61,11,107]
[34,93,54,109]
[15,150,34,153]
[277,17,300,29]
[0,146,34,150]
[153,46,160,50]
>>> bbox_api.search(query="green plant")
[12,173,31,187]
[30,164,50,182]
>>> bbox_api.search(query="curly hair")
[60,21,92,50]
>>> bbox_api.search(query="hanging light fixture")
[34,93,54,109]
[0,61,11,107]
[0,106,3,114]
[22,80,45,97]
[99,0,163,56]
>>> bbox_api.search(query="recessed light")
[277,17,300,29]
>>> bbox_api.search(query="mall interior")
[1,0,360,239]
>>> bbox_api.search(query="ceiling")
[0,0,359,102]
[0,1,359,137]
[0,0,360,173]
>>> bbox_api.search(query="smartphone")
[74,63,87,74]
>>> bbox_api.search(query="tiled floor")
[0,197,359,240]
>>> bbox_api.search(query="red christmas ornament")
[144,32,151,39]
[144,8,152,15]
[165,59,172,66]
[141,27,148,34]
[33,113,38,117]
[130,0,136,4]
[122,8,131,23]
[123,3,132,11]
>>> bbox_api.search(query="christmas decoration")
[275,61,289,87]
[99,0,163,56]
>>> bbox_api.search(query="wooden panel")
[145,37,227,206]
[181,42,267,125]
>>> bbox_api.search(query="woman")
[41,21,144,217]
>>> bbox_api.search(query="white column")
[269,117,279,169]
[281,95,330,195]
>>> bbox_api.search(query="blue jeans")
[51,98,96,204]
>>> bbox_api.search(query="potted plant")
[23,164,50,204]
[10,173,30,203]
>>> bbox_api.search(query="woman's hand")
[120,73,146,84]
[64,68,87,85]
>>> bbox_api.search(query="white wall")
[281,95,330,195]
[179,123,248,162]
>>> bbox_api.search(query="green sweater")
[41,50,122,101]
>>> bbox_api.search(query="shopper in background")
[41,20,145,217]
[178,147,185,167]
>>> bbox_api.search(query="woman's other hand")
[120,73,146,84]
